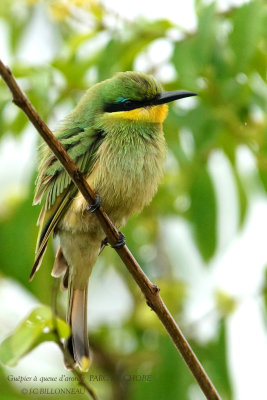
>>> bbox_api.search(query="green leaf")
[251,47,267,81]
[96,20,172,81]
[0,306,70,367]
[215,290,236,316]
[173,3,217,85]
[195,2,217,69]
[189,167,217,261]
[8,111,28,136]
[130,336,193,400]
[232,166,247,227]
[177,103,222,150]
[0,181,54,303]
[229,1,263,72]
[173,38,198,88]
[0,363,29,400]
[56,317,71,340]
[262,266,267,321]
[193,321,233,399]
[67,30,99,53]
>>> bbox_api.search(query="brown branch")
[0,59,221,400]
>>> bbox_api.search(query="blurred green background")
[0,0,267,399]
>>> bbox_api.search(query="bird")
[30,71,196,371]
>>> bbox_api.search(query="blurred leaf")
[229,1,263,72]
[156,279,187,316]
[0,363,29,400]
[232,166,248,227]
[67,30,99,53]
[251,44,267,81]
[262,266,267,320]
[96,20,172,81]
[173,3,217,86]
[8,111,28,136]
[215,290,236,316]
[189,167,217,261]
[193,321,233,399]
[173,38,199,88]
[0,306,70,367]
[0,180,55,304]
[130,336,193,400]
[52,56,94,89]
[195,2,217,69]
[176,102,222,152]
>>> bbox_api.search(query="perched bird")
[31,71,196,371]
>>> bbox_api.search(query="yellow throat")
[108,104,168,123]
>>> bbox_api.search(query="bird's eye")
[116,97,134,110]
[116,97,133,110]
[104,98,139,113]
[122,99,133,110]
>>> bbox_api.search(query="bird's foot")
[86,194,102,213]
[101,237,109,247]
[111,232,126,249]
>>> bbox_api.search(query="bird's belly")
[96,141,165,224]
[61,136,166,233]
[100,170,159,226]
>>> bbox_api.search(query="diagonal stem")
[0,59,221,400]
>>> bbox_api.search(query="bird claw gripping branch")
[111,232,126,249]
[86,194,102,213]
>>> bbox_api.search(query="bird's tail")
[64,281,90,372]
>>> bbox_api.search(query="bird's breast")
[64,128,166,232]
[95,131,166,222]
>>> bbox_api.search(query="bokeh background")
[0,0,267,399]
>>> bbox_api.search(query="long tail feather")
[64,282,90,371]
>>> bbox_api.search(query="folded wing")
[31,126,106,280]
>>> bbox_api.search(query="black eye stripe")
[104,99,152,113]
[123,100,133,107]
[103,91,197,113]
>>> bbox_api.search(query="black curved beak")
[153,90,197,105]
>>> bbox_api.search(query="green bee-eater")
[31,71,196,371]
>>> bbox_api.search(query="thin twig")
[71,369,98,400]
[51,280,128,400]
[0,59,221,400]
[90,341,129,400]
[51,280,99,400]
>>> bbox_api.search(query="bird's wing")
[30,126,106,280]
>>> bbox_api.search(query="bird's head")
[80,72,196,126]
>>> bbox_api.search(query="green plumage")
[31,71,194,371]
[34,127,105,210]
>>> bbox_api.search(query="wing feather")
[31,126,106,280]
[30,188,76,281]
